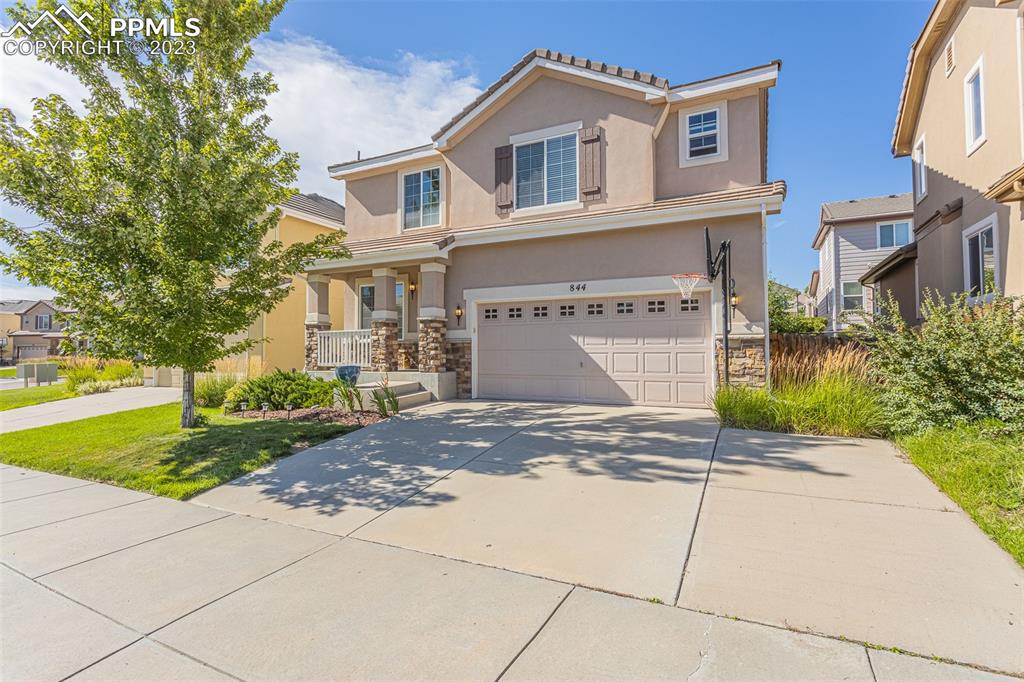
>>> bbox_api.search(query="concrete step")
[356,380,421,397]
[397,390,432,410]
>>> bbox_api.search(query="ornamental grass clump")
[715,342,885,437]
[867,292,1024,435]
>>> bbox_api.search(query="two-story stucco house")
[0,299,76,361]
[810,193,914,332]
[862,0,1023,319]
[302,49,786,408]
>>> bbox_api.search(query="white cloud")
[0,279,56,301]
[251,36,482,200]
[0,38,89,124]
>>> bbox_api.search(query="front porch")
[302,260,470,398]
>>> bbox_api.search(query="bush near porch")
[715,292,1024,565]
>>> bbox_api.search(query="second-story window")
[686,109,720,158]
[878,221,911,249]
[402,168,441,229]
[964,58,985,154]
[36,314,51,330]
[514,133,577,209]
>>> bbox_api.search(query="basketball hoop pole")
[704,226,733,386]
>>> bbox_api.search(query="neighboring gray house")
[811,193,914,332]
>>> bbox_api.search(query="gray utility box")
[16,362,58,387]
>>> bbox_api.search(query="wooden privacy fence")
[769,332,863,355]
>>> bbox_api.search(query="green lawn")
[0,367,15,378]
[0,403,362,499]
[899,425,1023,567]
[0,383,76,411]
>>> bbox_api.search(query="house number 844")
[569,283,587,292]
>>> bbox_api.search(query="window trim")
[876,220,913,250]
[35,314,51,331]
[963,56,987,156]
[678,100,729,168]
[961,212,1001,304]
[913,135,927,203]
[841,281,864,312]
[509,120,582,215]
[398,165,444,231]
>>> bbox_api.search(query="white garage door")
[476,292,712,408]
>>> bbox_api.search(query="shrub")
[65,365,99,391]
[99,359,139,382]
[868,292,1024,434]
[115,375,143,388]
[57,356,99,373]
[195,374,238,407]
[76,380,116,395]
[225,370,336,411]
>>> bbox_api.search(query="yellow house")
[147,193,346,386]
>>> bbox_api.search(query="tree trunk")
[180,370,196,428]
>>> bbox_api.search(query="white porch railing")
[318,329,372,368]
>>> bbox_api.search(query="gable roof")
[281,193,345,227]
[812,192,914,249]
[0,299,75,315]
[892,0,966,156]
[432,49,670,144]
[328,50,780,176]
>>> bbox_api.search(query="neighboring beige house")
[864,0,1023,315]
[805,271,820,317]
[0,299,75,361]
[303,49,786,408]
[147,193,346,387]
[811,193,914,332]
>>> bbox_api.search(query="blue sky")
[1,0,932,296]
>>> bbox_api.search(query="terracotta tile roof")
[283,193,346,225]
[432,48,669,142]
[339,181,786,256]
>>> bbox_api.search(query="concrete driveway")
[0,386,181,433]
[2,401,1021,680]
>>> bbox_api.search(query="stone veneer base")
[715,336,766,387]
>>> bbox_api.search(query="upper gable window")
[511,121,580,211]
[678,101,729,168]
[402,167,441,229]
[878,221,911,249]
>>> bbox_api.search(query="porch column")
[417,263,447,372]
[303,274,331,371]
[371,267,399,372]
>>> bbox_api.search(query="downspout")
[761,203,771,390]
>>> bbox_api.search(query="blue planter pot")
[335,365,361,385]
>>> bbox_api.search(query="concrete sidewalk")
[0,386,180,433]
[2,465,1012,681]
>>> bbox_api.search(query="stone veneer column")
[716,337,766,387]
[371,268,399,372]
[303,274,331,371]
[416,262,448,372]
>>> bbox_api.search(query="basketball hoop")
[672,272,707,298]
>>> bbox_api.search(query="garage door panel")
[643,352,672,374]
[676,381,708,405]
[611,352,640,374]
[641,380,673,404]
[476,293,712,408]
[675,352,707,375]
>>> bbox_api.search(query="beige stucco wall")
[655,93,763,199]
[911,0,1023,295]
[343,73,767,242]
[443,215,767,334]
[247,214,345,372]
[876,258,920,325]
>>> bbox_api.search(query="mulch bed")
[231,407,385,426]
